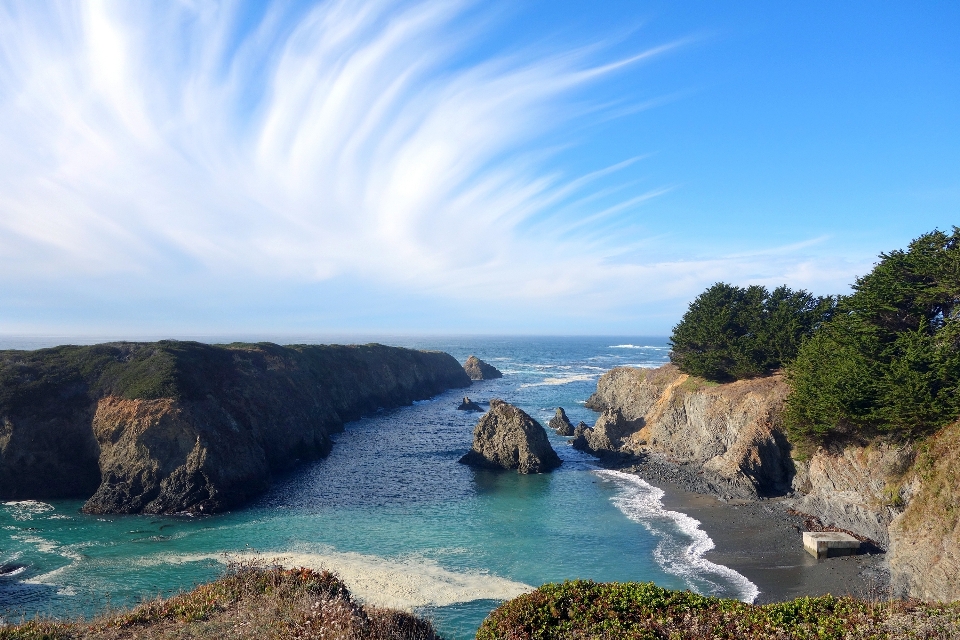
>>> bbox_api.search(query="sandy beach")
[617,454,890,604]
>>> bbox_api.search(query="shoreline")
[611,453,890,604]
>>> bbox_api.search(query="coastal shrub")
[669,283,835,382]
[476,579,960,640]
[785,228,960,443]
[0,563,441,640]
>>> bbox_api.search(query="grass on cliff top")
[0,562,441,640]
[477,580,960,640]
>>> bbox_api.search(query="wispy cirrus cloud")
[0,0,867,334]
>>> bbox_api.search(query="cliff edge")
[0,341,470,514]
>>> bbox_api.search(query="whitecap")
[519,373,596,388]
[3,500,55,521]
[146,550,532,611]
[595,470,759,603]
[608,345,669,350]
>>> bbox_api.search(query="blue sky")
[0,1,957,337]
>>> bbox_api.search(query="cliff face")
[0,341,470,513]
[584,365,793,496]
[586,364,960,602]
[888,421,960,602]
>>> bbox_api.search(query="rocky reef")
[582,363,960,603]
[548,407,574,435]
[457,396,483,411]
[463,355,503,381]
[459,399,561,474]
[0,341,470,514]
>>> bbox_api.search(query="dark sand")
[615,455,890,604]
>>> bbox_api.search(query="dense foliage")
[785,228,960,443]
[669,283,835,382]
[477,580,960,640]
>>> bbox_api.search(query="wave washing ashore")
[1,336,756,640]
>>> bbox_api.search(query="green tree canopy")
[785,228,960,443]
[669,283,835,382]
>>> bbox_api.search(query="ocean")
[0,336,758,639]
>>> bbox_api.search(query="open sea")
[0,336,758,639]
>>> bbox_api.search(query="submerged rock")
[548,407,574,436]
[457,397,483,412]
[459,399,561,474]
[463,355,503,381]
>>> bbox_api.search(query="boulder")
[549,407,574,436]
[457,397,483,412]
[570,410,638,456]
[459,399,561,474]
[463,355,503,381]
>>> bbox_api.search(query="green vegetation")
[669,283,835,382]
[0,563,440,640]
[785,228,960,443]
[477,580,960,640]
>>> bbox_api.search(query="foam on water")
[151,551,532,610]
[519,373,597,388]
[595,470,760,603]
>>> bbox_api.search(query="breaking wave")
[595,470,759,603]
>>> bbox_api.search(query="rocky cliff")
[584,365,793,496]
[0,341,470,514]
[584,364,960,602]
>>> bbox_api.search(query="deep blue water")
[0,336,757,639]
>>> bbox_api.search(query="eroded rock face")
[459,399,561,474]
[0,341,471,514]
[790,443,916,549]
[463,356,503,381]
[585,365,793,496]
[888,421,960,602]
[548,408,574,435]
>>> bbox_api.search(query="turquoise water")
[0,337,757,639]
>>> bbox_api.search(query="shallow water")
[0,336,757,639]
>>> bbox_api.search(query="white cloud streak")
[0,1,868,332]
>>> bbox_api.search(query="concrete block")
[803,531,861,559]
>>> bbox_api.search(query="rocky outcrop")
[888,421,960,602]
[585,365,793,496]
[457,397,483,411]
[548,408,574,435]
[463,356,503,381]
[0,341,470,514]
[790,443,917,549]
[459,399,561,474]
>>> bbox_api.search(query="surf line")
[595,469,760,603]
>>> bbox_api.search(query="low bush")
[477,580,960,640]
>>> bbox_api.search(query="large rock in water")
[459,399,561,473]
[463,355,502,381]
[0,341,471,514]
[548,407,574,436]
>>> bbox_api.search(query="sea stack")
[463,355,503,381]
[459,399,561,474]
[457,397,483,411]
[548,407,574,436]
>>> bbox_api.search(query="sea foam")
[595,470,760,603]
[153,550,533,611]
